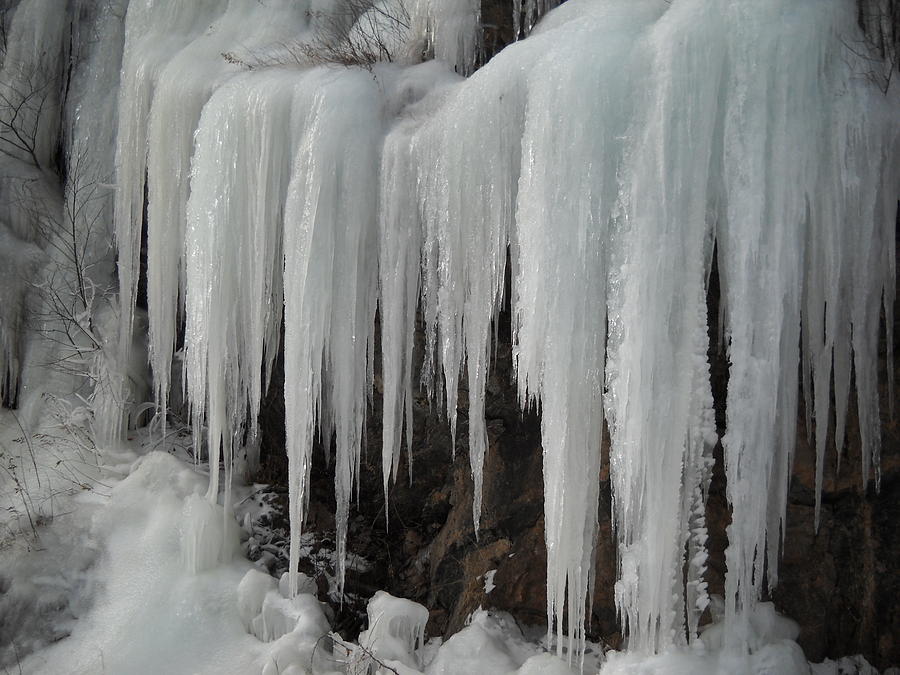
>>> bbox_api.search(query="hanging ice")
[716,1,898,645]
[145,1,309,434]
[282,68,383,597]
[89,0,899,661]
[514,2,659,658]
[113,0,225,450]
[408,49,524,534]
[377,62,461,507]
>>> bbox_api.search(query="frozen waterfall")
[0,0,894,664]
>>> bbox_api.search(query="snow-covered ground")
[1,411,888,674]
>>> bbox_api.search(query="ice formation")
[1,0,896,667]
[356,591,430,670]
[146,1,309,438]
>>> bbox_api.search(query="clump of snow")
[811,655,882,675]
[425,609,582,675]
[516,653,577,675]
[356,591,430,670]
[250,590,330,644]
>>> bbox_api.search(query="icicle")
[512,0,560,39]
[114,0,224,442]
[379,118,421,513]
[283,68,383,597]
[718,0,835,644]
[414,0,481,74]
[603,1,722,653]
[184,69,298,508]
[145,0,309,438]
[379,62,461,515]
[105,0,896,659]
[411,50,524,534]
[513,4,652,658]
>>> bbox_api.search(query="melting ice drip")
[4,0,896,665]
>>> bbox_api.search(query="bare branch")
[223,0,412,72]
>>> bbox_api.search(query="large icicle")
[714,0,899,644]
[513,1,658,659]
[145,0,309,434]
[113,0,223,442]
[604,0,720,653]
[803,49,899,529]
[411,53,522,533]
[412,0,481,74]
[184,70,297,513]
[378,63,460,509]
[283,69,382,597]
[104,0,897,659]
[378,111,423,508]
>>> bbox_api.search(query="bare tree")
[224,0,412,71]
[847,0,899,93]
[26,145,111,379]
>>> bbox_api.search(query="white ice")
[2,0,897,670]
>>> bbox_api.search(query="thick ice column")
[114,0,223,427]
[62,0,130,450]
[513,3,653,658]
[283,69,383,597]
[184,71,297,506]
[603,1,721,653]
[0,2,59,439]
[411,55,524,534]
[717,0,830,643]
[146,0,309,432]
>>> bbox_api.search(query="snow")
[0,0,897,672]
[483,569,497,594]
[357,591,430,670]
